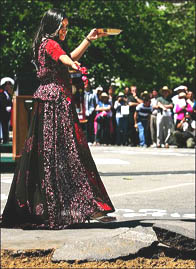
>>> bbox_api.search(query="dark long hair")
[32,8,67,65]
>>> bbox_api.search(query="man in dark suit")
[0,77,14,144]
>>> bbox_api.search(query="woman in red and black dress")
[1,9,115,229]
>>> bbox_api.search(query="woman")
[114,92,129,146]
[1,9,115,229]
[94,92,112,146]
[175,92,193,122]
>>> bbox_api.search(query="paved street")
[91,146,195,221]
[1,146,195,220]
[1,146,195,252]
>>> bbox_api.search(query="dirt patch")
[1,248,195,268]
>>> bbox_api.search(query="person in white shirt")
[114,92,129,145]
[150,90,159,147]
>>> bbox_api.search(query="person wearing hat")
[94,92,112,145]
[172,85,187,124]
[156,86,174,148]
[114,92,129,145]
[172,92,195,148]
[175,92,194,123]
[0,77,14,144]
[94,85,103,103]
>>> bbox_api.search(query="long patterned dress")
[2,39,115,229]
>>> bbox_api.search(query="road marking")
[183,214,195,218]
[1,194,8,200]
[111,183,194,197]
[1,179,13,184]
[108,209,195,219]
[103,149,195,157]
[94,158,129,165]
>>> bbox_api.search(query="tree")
[0,0,195,93]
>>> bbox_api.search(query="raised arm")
[70,29,107,61]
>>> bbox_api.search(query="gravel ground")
[1,248,195,269]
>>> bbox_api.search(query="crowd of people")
[84,84,196,148]
[0,75,195,149]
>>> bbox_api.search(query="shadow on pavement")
[100,170,195,176]
[68,218,195,230]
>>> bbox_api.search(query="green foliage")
[0,0,195,93]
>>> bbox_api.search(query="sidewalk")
[1,219,195,262]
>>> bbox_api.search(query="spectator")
[108,85,116,106]
[94,85,103,104]
[114,92,129,145]
[94,92,112,145]
[84,82,97,144]
[150,90,159,147]
[124,86,131,100]
[157,86,174,148]
[107,85,116,144]
[192,96,196,116]
[0,77,14,144]
[0,122,3,144]
[186,91,195,109]
[172,85,187,124]
[134,93,153,147]
[175,92,193,122]
[127,85,142,146]
[172,110,195,148]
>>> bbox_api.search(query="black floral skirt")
[2,96,115,229]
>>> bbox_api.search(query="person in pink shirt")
[173,92,195,148]
[175,92,193,121]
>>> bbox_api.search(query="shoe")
[87,212,116,223]
[151,143,157,148]
[165,143,169,148]
[90,215,116,223]
[139,144,147,148]
[92,142,100,146]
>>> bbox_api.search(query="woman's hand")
[86,28,107,41]
[71,61,80,70]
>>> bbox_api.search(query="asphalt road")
[1,146,195,251]
[92,146,195,222]
[1,146,195,221]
